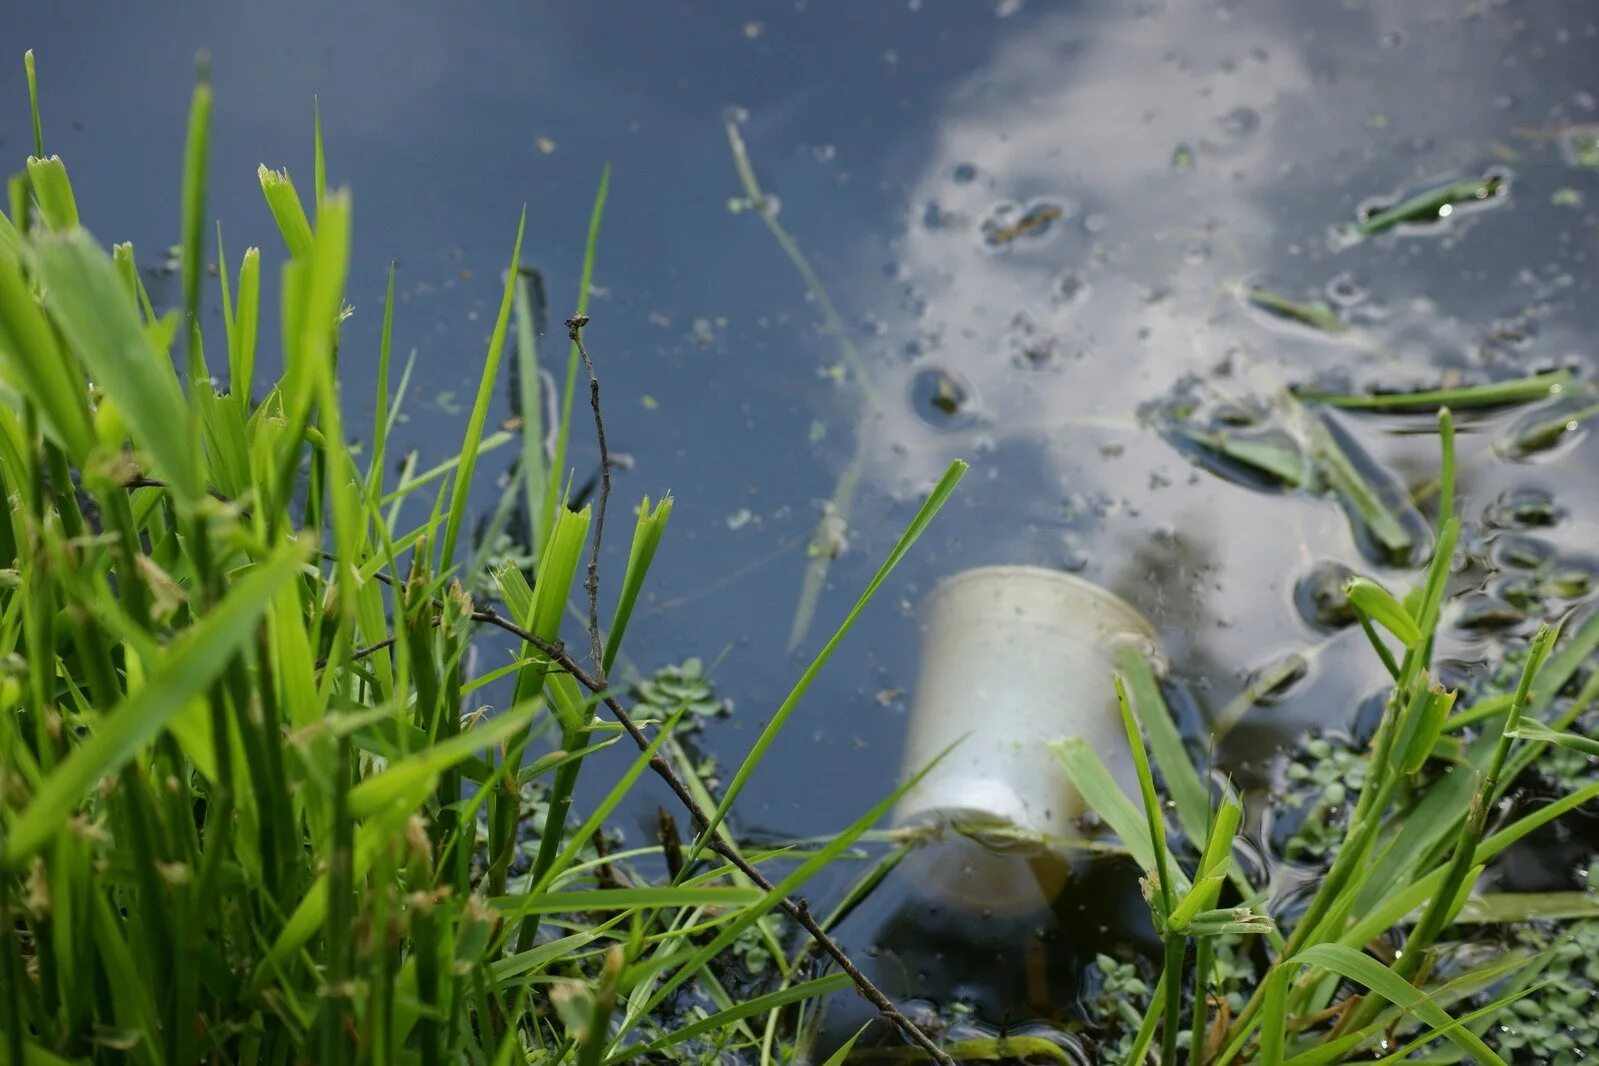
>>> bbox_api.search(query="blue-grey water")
[13,0,1599,1048]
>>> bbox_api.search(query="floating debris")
[806,503,849,560]
[1497,387,1599,460]
[1170,426,1310,490]
[1295,369,1570,411]
[1355,169,1510,237]
[980,200,1065,248]
[1305,411,1421,563]
[1214,650,1313,733]
[1484,486,1563,529]
[1293,561,1359,631]
[1453,594,1531,632]
[1560,126,1599,170]
[1244,287,1346,333]
[1545,567,1593,599]
[1492,533,1554,572]
[912,367,974,425]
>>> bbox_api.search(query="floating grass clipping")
[1356,169,1510,236]
[1296,369,1572,411]
[0,55,964,1066]
[1171,425,1312,489]
[1497,386,1599,459]
[1244,286,1346,333]
[1304,409,1416,559]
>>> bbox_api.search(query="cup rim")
[925,564,1156,640]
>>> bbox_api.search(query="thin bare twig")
[567,314,610,685]
[315,635,398,672]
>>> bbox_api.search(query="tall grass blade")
[441,209,525,567]
[1290,944,1504,1065]
[24,50,43,156]
[0,254,93,459]
[3,541,305,865]
[179,63,211,378]
[691,460,967,857]
[31,229,201,499]
[257,165,314,259]
[24,155,77,230]
[602,495,672,673]
[1118,646,1210,845]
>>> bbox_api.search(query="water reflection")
[15,0,1599,1043]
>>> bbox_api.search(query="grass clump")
[0,54,966,1065]
[1062,406,1599,1063]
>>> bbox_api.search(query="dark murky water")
[14,0,1599,1051]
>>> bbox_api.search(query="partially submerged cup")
[894,565,1158,912]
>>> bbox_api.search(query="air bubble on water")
[1219,106,1261,137]
[1055,271,1087,306]
[923,200,955,230]
[1327,272,1367,306]
[952,162,978,184]
[1060,534,1090,573]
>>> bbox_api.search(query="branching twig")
[315,635,398,672]
[567,314,610,685]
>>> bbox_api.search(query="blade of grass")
[31,229,201,500]
[1290,944,1504,1065]
[440,209,525,568]
[1296,371,1570,410]
[1117,645,1210,844]
[24,50,43,156]
[602,495,672,674]
[687,460,967,863]
[3,540,305,865]
[180,61,211,379]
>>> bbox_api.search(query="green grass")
[1063,405,1599,1064]
[0,56,966,1065]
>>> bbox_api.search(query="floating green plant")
[1356,169,1510,236]
[1244,286,1346,333]
[1297,369,1571,411]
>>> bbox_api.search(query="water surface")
[13,0,1599,1047]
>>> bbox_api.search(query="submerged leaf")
[1245,287,1345,333]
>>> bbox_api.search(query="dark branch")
[568,313,610,685]
[315,635,398,672]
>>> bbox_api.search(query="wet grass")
[1061,408,1599,1063]
[0,55,967,1065]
